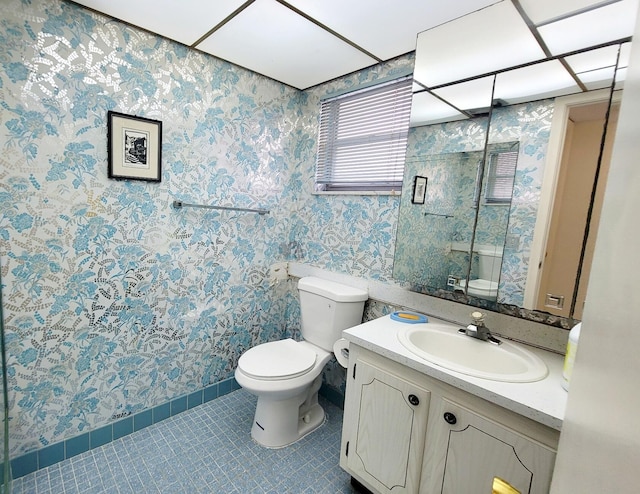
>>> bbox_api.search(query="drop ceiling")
[70,0,638,94]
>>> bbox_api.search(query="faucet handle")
[470,311,485,324]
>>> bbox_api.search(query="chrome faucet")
[460,311,502,345]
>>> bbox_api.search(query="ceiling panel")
[538,0,639,55]
[494,60,581,104]
[409,92,466,127]
[70,0,247,46]
[517,0,610,25]
[433,77,495,112]
[414,1,545,88]
[286,0,500,61]
[195,0,376,90]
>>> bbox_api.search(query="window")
[485,150,518,203]
[315,77,413,193]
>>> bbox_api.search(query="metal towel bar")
[424,212,453,218]
[172,200,269,215]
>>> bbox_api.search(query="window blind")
[315,77,413,192]
[485,150,518,203]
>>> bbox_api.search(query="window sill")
[312,190,401,197]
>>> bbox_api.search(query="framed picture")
[108,111,162,182]
[411,175,427,204]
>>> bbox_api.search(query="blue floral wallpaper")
[0,0,414,460]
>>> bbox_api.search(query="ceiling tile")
[71,0,247,46]
[564,45,621,74]
[195,0,376,89]
[494,60,580,104]
[409,91,466,127]
[286,0,500,61]
[517,0,609,25]
[414,1,545,88]
[538,0,639,55]
[433,77,495,112]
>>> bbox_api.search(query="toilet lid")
[238,339,317,380]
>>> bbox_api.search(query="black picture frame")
[108,111,162,182]
[411,175,428,204]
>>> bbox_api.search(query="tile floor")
[11,389,358,493]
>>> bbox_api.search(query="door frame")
[523,89,623,310]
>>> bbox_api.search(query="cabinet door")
[426,398,556,494]
[345,359,430,494]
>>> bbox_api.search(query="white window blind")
[315,77,413,192]
[485,150,518,203]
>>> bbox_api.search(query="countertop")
[342,314,568,431]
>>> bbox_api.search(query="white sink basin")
[397,324,548,383]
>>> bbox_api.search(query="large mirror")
[393,0,633,326]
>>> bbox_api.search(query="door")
[344,359,430,494]
[426,398,556,494]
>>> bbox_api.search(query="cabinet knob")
[443,412,457,424]
[408,394,420,406]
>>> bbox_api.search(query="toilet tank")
[477,247,503,282]
[298,277,368,351]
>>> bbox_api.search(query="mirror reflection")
[394,15,630,324]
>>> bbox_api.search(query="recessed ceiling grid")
[69,0,637,95]
[411,0,638,126]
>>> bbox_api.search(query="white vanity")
[339,314,567,494]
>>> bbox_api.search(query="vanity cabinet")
[340,346,560,494]
[340,358,431,494]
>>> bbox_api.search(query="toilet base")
[250,375,325,448]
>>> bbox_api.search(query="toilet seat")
[238,339,317,381]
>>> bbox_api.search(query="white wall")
[550,7,640,493]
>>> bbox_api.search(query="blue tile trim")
[113,416,133,440]
[134,409,152,431]
[90,424,112,449]
[65,433,90,459]
[319,383,345,410]
[38,442,64,469]
[10,452,37,478]
[204,383,218,402]
[153,402,170,423]
[9,379,235,479]
[187,391,203,409]
[170,396,187,416]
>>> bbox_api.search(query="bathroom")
[1,0,639,492]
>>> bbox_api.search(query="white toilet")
[235,276,368,448]
[459,247,503,301]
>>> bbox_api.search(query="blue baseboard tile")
[9,378,238,479]
[203,383,218,403]
[38,442,65,469]
[187,390,203,409]
[319,384,345,410]
[65,433,90,459]
[170,396,187,416]
[133,409,153,432]
[218,377,236,396]
[90,424,112,449]
[10,451,37,478]
[113,416,133,440]
[152,402,170,424]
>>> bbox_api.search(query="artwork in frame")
[108,111,162,182]
[411,175,427,204]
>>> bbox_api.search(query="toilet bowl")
[458,278,499,300]
[457,246,503,301]
[235,277,368,448]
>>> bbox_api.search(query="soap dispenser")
[562,322,582,391]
